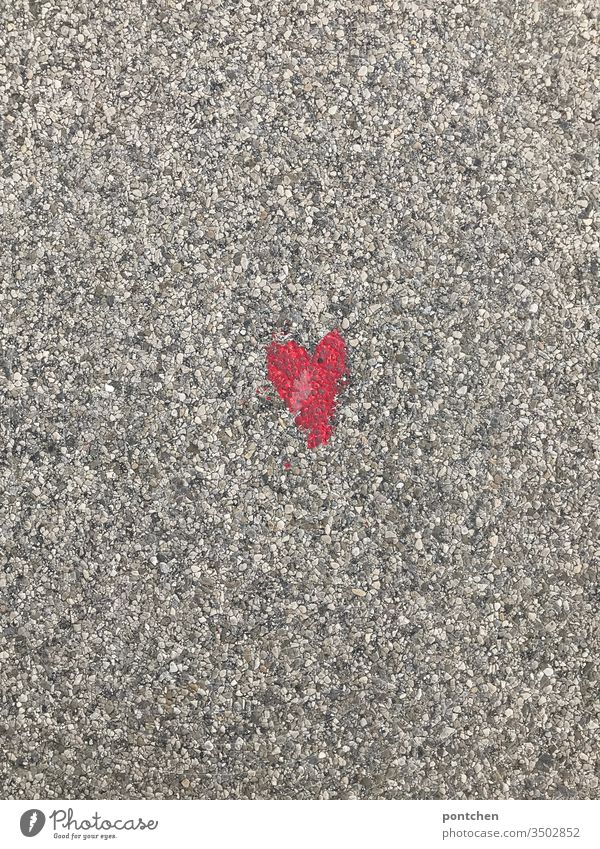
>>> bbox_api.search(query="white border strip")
[0,799,598,849]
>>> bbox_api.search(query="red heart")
[266,329,348,448]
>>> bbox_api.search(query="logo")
[20,810,46,837]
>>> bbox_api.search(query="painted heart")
[266,329,348,448]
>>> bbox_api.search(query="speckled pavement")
[1,1,598,799]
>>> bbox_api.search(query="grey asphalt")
[1,0,598,799]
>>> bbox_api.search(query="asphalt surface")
[1,1,599,799]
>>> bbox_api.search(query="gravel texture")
[1,0,599,800]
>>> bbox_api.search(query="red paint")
[266,329,348,448]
